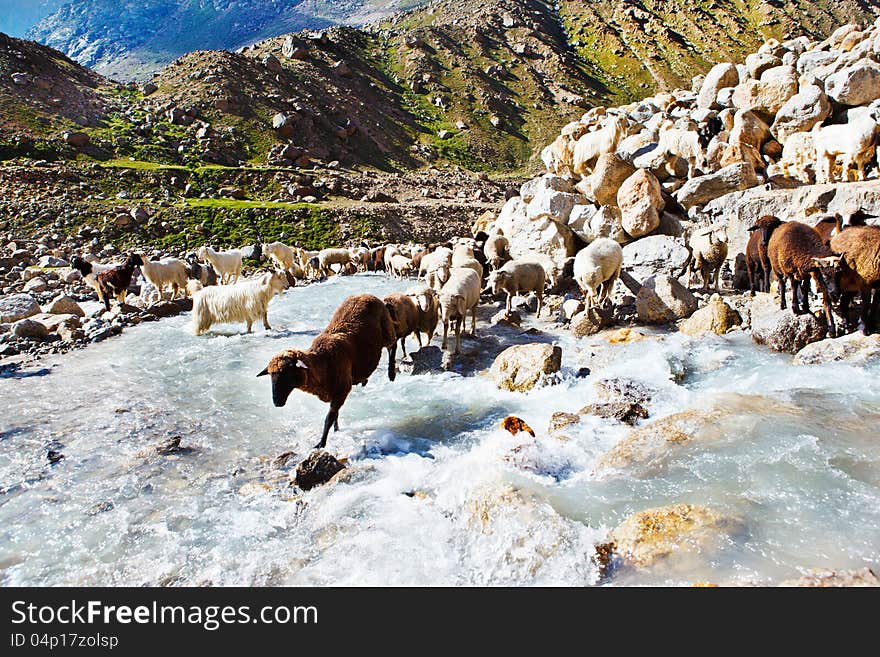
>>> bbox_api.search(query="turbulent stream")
[1,274,879,586]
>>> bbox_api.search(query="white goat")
[140,256,189,301]
[263,242,299,275]
[779,132,816,183]
[191,270,288,335]
[657,119,704,177]
[573,238,623,309]
[318,248,352,276]
[814,104,880,183]
[389,254,414,278]
[572,115,628,176]
[197,246,243,285]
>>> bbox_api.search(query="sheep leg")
[714,265,722,294]
[442,319,449,350]
[762,267,771,294]
[315,407,340,449]
[790,276,802,314]
[506,291,513,315]
[454,316,463,355]
[471,305,477,337]
[812,272,836,338]
[536,291,543,318]
[868,289,880,334]
[858,291,871,336]
[399,336,407,359]
[387,343,397,381]
[839,291,854,332]
[263,312,271,331]
[778,276,787,310]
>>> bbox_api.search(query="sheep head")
[257,350,309,407]
[488,270,510,296]
[747,215,783,247]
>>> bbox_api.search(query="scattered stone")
[548,412,580,434]
[606,327,647,344]
[793,332,880,366]
[570,306,613,337]
[489,343,562,392]
[676,162,758,209]
[636,275,698,323]
[590,153,636,206]
[500,416,535,437]
[618,169,663,238]
[491,309,521,327]
[594,378,653,407]
[579,402,649,425]
[408,345,443,374]
[47,295,84,317]
[294,451,346,491]
[22,277,48,293]
[608,504,743,568]
[780,568,880,587]
[155,436,184,455]
[12,319,49,340]
[679,294,743,336]
[750,293,827,354]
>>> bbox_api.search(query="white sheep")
[419,247,452,278]
[573,238,623,309]
[814,103,880,183]
[318,248,352,276]
[488,260,546,316]
[519,251,561,289]
[439,268,481,355]
[426,262,451,291]
[140,256,189,302]
[197,246,243,285]
[451,244,484,279]
[683,225,728,292]
[389,253,414,278]
[483,233,510,270]
[191,270,288,335]
[572,114,629,176]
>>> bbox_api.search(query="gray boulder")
[0,294,41,323]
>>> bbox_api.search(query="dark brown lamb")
[746,214,781,295]
[766,221,840,337]
[96,254,143,311]
[383,292,421,359]
[258,294,398,449]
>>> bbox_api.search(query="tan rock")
[609,504,743,568]
[731,65,798,115]
[680,295,743,336]
[780,568,879,587]
[489,343,562,392]
[793,332,880,365]
[590,154,636,206]
[618,169,663,238]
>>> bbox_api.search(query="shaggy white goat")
[573,238,623,309]
[814,103,880,183]
[191,270,288,335]
[572,115,628,176]
[197,246,243,285]
[140,256,188,302]
[263,242,300,275]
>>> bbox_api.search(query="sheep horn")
[296,359,308,369]
[257,367,269,377]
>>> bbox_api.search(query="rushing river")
[1,274,879,586]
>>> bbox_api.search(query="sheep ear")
[257,367,269,377]
[747,225,760,232]
[296,359,308,370]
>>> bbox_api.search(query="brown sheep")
[383,292,421,358]
[96,253,144,311]
[830,225,880,334]
[258,294,398,449]
[766,221,840,337]
[814,211,868,246]
[746,215,782,295]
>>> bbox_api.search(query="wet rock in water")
[793,332,880,366]
[570,306,613,337]
[608,504,743,568]
[780,568,880,587]
[86,500,114,516]
[491,309,521,327]
[579,402,649,425]
[0,294,41,323]
[575,367,591,378]
[560,298,584,320]
[294,451,346,491]
[500,416,535,437]
[147,299,192,317]
[239,482,273,496]
[408,345,443,375]
[272,451,298,469]
[155,436,184,455]
[548,412,580,434]
[594,378,653,407]
[605,327,647,344]
[593,541,616,580]
[594,393,797,475]
[750,293,826,354]
[489,343,562,392]
[679,294,743,336]
[47,450,64,464]
[12,319,49,340]
[636,275,698,324]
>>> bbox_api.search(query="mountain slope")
[28,0,425,80]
